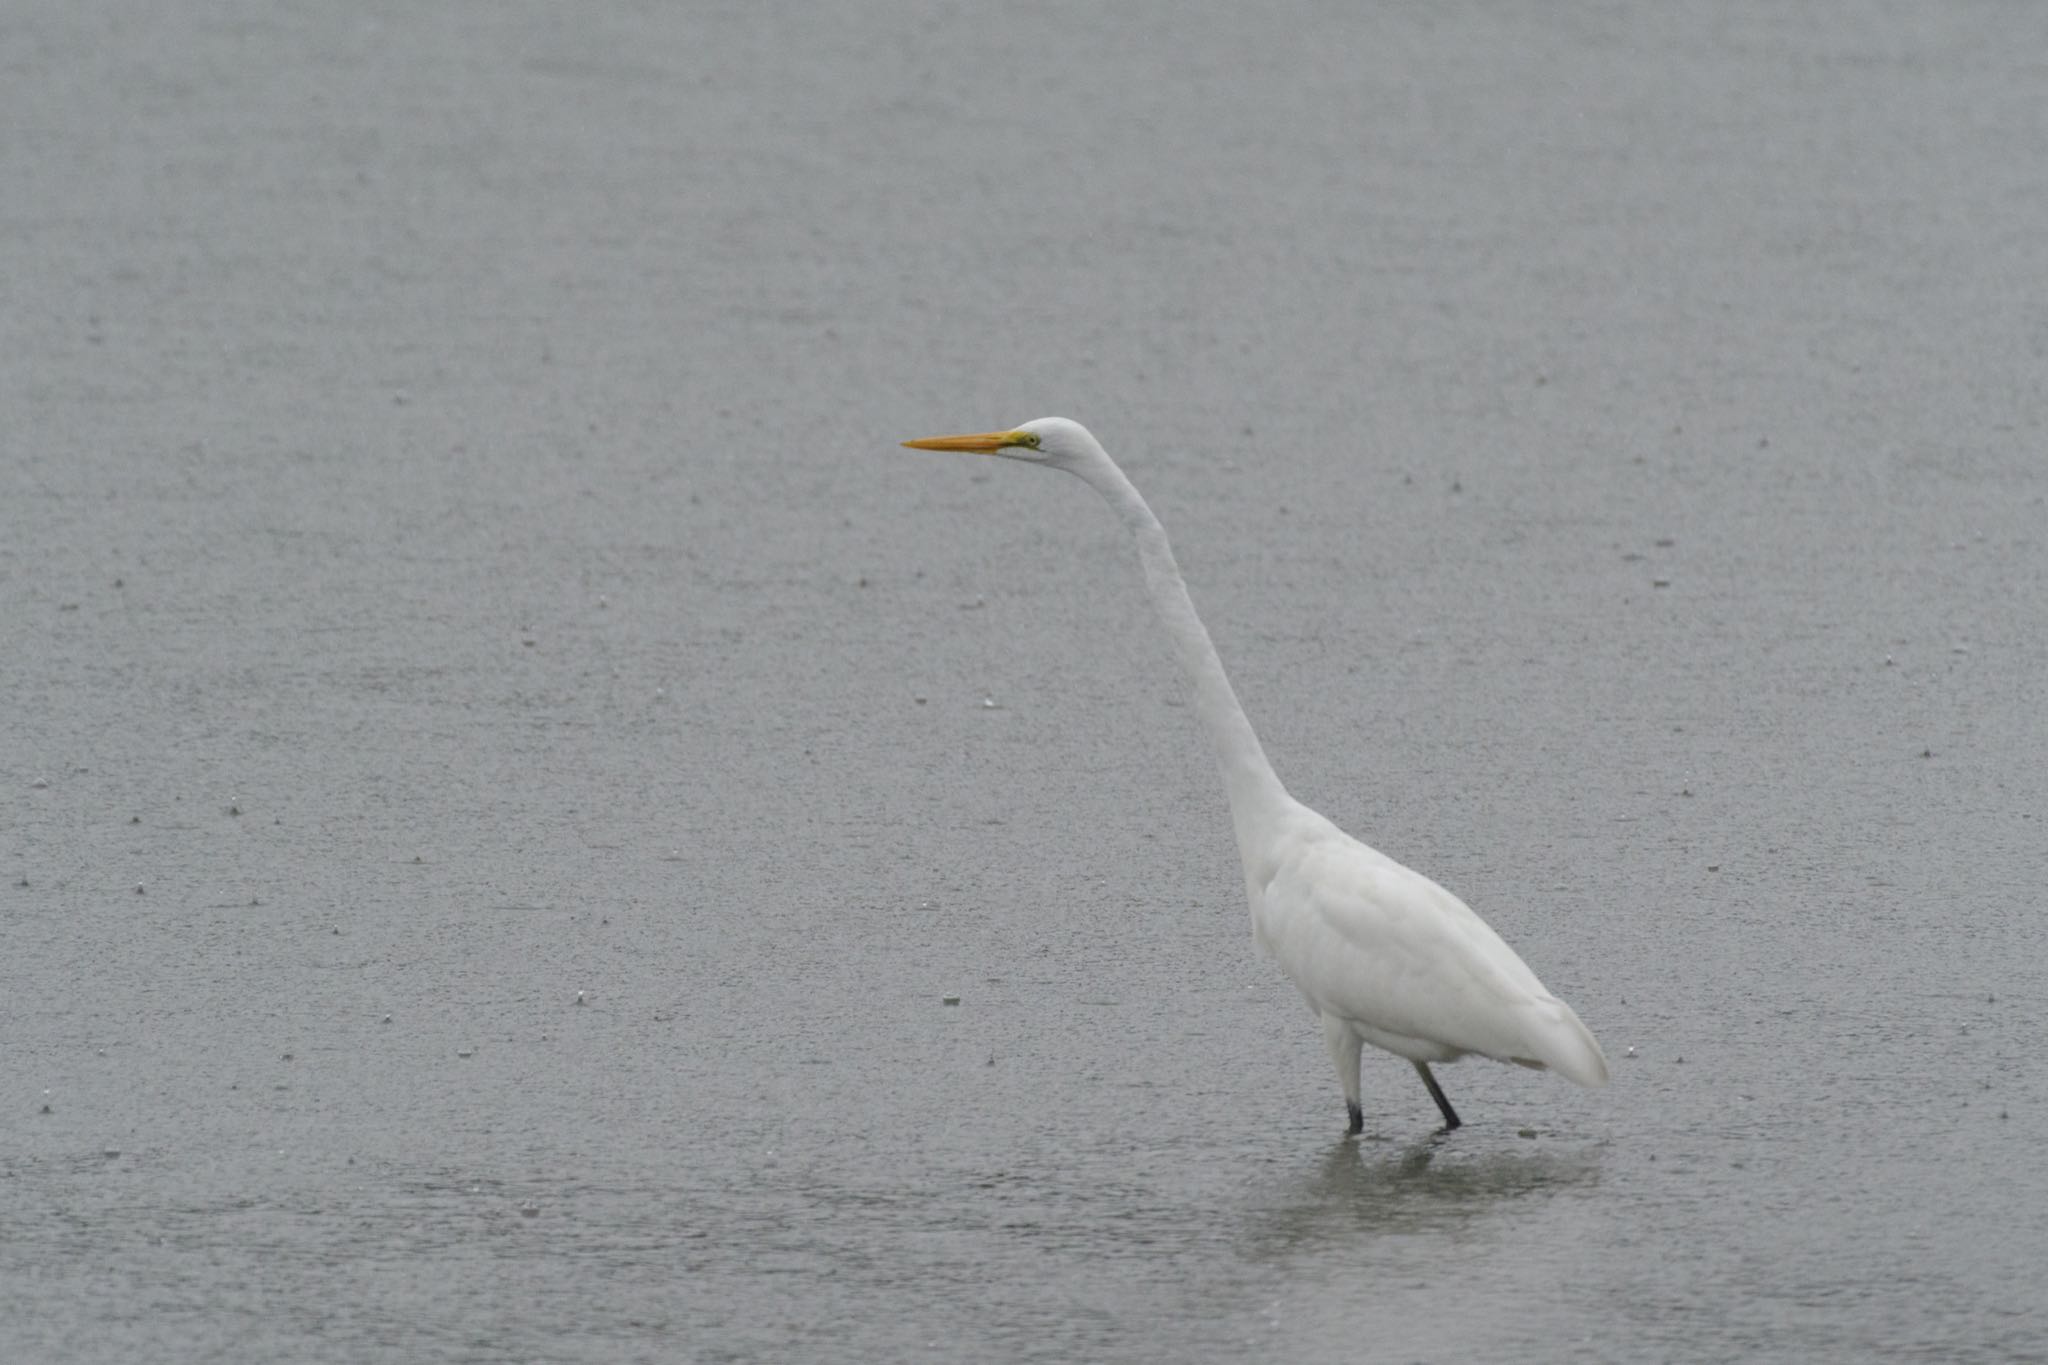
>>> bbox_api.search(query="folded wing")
[1258,828,1608,1087]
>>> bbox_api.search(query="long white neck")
[1068,448,1295,860]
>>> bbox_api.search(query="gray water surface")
[6,3,2046,1362]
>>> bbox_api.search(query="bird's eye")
[1018,432,1041,449]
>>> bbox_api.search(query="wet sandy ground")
[5,3,2046,1361]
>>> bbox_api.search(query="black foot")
[1346,1100,1364,1135]
[1413,1061,1463,1130]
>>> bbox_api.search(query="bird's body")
[901,418,1606,1132]
[1257,807,1609,1099]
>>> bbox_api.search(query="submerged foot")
[1345,1100,1364,1136]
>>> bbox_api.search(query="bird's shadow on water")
[1239,1129,1601,1260]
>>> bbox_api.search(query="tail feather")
[1533,1002,1609,1088]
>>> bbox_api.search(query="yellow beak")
[900,429,1025,453]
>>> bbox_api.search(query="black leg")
[1413,1061,1462,1130]
[1346,1100,1364,1135]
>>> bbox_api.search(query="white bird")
[902,418,1608,1134]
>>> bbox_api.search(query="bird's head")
[901,417,1104,472]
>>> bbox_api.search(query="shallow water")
[5,2,2046,1361]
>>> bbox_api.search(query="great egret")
[902,418,1608,1133]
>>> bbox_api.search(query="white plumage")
[902,417,1607,1132]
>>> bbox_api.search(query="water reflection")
[1241,1134,1602,1259]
